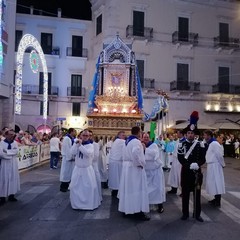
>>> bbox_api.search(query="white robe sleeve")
[131,140,145,167]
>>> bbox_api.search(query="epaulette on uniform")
[178,142,183,148]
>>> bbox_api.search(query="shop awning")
[210,122,240,130]
[171,122,216,130]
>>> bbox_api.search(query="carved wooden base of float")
[87,113,143,138]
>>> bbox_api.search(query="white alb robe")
[105,140,113,165]
[69,142,101,210]
[92,141,102,201]
[98,139,108,182]
[60,136,75,182]
[108,138,125,190]
[155,139,166,167]
[205,141,226,196]
[118,138,149,214]
[167,139,182,188]
[0,140,20,197]
[145,142,166,204]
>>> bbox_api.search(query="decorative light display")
[15,34,48,119]
[29,50,39,73]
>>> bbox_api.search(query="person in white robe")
[59,128,76,192]
[98,137,108,188]
[142,133,166,213]
[165,135,176,171]
[154,134,166,169]
[89,130,102,201]
[108,131,126,197]
[0,129,20,205]
[204,131,225,207]
[69,130,101,210]
[167,130,185,195]
[118,126,150,221]
[105,137,113,165]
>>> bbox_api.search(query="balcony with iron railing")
[172,31,199,46]
[67,87,86,98]
[23,46,60,56]
[212,83,240,94]
[126,25,153,41]
[142,78,155,89]
[213,37,240,49]
[66,48,88,58]
[170,81,200,91]
[22,84,59,96]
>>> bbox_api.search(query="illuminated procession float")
[87,34,144,137]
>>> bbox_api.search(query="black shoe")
[157,204,164,213]
[111,190,118,197]
[8,195,18,202]
[208,199,216,205]
[168,189,177,194]
[215,202,221,207]
[0,197,6,206]
[196,216,204,222]
[134,212,151,221]
[181,215,189,220]
[101,182,108,189]
[158,207,164,213]
[60,188,67,192]
[122,213,134,219]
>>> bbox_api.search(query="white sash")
[184,140,198,160]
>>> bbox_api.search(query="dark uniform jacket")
[178,139,206,191]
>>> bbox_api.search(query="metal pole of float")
[157,109,161,137]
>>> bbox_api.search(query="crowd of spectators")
[0,128,64,146]
[0,127,239,159]
[153,132,239,159]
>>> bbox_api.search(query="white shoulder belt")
[184,140,198,160]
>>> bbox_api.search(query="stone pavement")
[0,158,240,240]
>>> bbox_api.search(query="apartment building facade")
[0,0,17,129]
[1,0,240,132]
[90,0,240,131]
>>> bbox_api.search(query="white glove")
[190,162,199,170]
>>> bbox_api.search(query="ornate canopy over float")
[87,34,143,137]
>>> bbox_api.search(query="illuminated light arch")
[15,34,48,120]
[0,0,4,67]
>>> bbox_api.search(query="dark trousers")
[215,194,221,205]
[60,182,70,192]
[50,152,60,168]
[182,187,201,218]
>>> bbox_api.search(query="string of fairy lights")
[0,0,4,68]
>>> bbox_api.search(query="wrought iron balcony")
[170,81,200,91]
[40,46,60,55]
[22,84,59,96]
[213,37,240,49]
[142,78,155,89]
[51,47,60,55]
[67,87,86,97]
[126,25,153,41]
[172,31,198,46]
[66,47,88,58]
[212,84,240,94]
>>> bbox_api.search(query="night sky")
[17,0,92,20]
